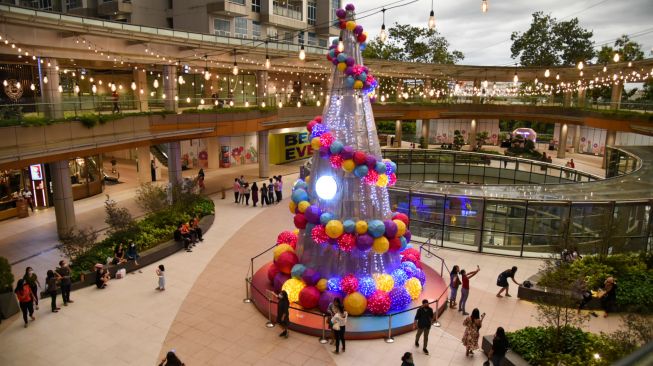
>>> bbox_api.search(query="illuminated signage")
[269,131,313,164]
[30,164,43,180]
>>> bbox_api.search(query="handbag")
[332,318,341,331]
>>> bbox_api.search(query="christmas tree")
[268,3,424,316]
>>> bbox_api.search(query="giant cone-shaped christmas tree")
[268,3,424,316]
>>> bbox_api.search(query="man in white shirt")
[22,189,34,212]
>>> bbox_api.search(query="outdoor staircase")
[150,144,169,167]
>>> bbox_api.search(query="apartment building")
[4,0,341,46]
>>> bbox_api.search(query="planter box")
[517,273,602,310]
[0,290,20,320]
[482,335,530,366]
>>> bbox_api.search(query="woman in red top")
[15,279,36,328]
[458,265,480,315]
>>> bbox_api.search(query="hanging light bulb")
[174,95,179,101]
[30,83,35,91]
[513,72,518,84]
[153,79,159,89]
[261,101,266,108]
[544,69,550,78]
[613,53,620,62]
[204,70,211,80]
[265,55,271,69]
[428,1,436,29]
[316,100,321,107]
[42,75,48,84]
[579,71,584,77]
[57,85,63,93]
[481,0,488,13]
[229,100,234,107]
[15,82,21,89]
[602,65,607,72]
[162,93,166,99]
[556,73,560,80]
[178,75,184,84]
[73,84,79,93]
[186,97,191,103]
[379,9,388,43]
[111,83,117,92]
[299,45,306,61]
[232,48,239,75]
[244,101,249,107]
[2,80,7,87]
[131,81,137,91]
[627,61,632,67]
[534,78,538,84]
[92,84,97,94]
[483,80,488,88]
[278,101,283,108]
[337,37,344,52]
[577,61,584,70]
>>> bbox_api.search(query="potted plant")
[0,256,19,320]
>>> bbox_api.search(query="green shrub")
[0,256,14,293]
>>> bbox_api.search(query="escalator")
[150,144,169,167]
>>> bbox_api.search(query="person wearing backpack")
[15,279,36,328]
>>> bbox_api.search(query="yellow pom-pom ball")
[394,219,407,237]
[353,80,363,89]
[325,220,344,239]
[346,21,357,31]
[337,62,347,72]
[355,220,368,234]
[273,244,295,261]
[342,159,356,172]
[298,201,310,213]
[344,291,367,316]
[316,278,328,292]
[374,273,395,292]
[288,201,297,214]
[282,278,306,303]
[376,174,388,187]
[372,236,390,254]
[405,278,422,300]
[293,229,300,235]
[305,175,311,184]
[311,137,321,150]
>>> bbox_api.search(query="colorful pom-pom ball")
[282,277,306,303]
[311,137,321,150]
[383,219,398,238]
[276,251,299,274]
[340,274,359,294]
[330,155,344,169]
[367,290,391,315]
[356,233,374,251]
[336,53,347,62]
[335,8,346,19]
[342,159,356,172]
[353,151,367,165]
[337,62,347,72]
[400,236,408,251]
[319,132,334,148]
[293,213,307,229]
[273,244,294,261]
[376,174,389,187]
[391,268,409,286]
[353,80,364,89]
[413,268,426,286]
[267,262,280,282]
[307,119,318,132]
[297,201,310,213]
[353,164,369,178]
[346,57,355,66]
[291,189,309,204]
[375,161,387,174]
[344,292,367,316]
[358,276,376,297]
[389,237,402,252]
[298,286,320,309]
[319,291,340,313]
[291,264,306,279]
[305,205,322,224]
[277,230,298,249]
[353,25,364,35]
[345,76,355,88]
[338,19,347,29]
[345,3,355,11]
[355,220,368,234]
[327,277,342,293]
[402,248,421,261]
[372,236,390,254]
[405,277,422,300]
[288,201,297,214]
[311,225,329,244]
[346,21,356,31]
[330,140,344,154]
[316,278,328,292]
[374,273,395,292]
[401,261,418,277]
[358,72,368,82]
[357,32,368,43]
[394,219,407,237]
[302,268,321,286]
[341,146,354,160]
[392,212,410,226]
[325,220,344,239]
[405,229,412,243]
[320,212,335,225]
[389,287,412,311]
[338,233,356,252]
[367,219,386,238]
[343,219,356,233]
[273,273,290,292]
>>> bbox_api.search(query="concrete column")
[557,123,568,159]
[602,130,617,168]
[207,137,220,170]
[40,58,63,119]
[468,119,477,151]
[133,68,148,111]
[577,87,586,108]
[163,65,178,112]
[258,130,269,178]
[394,120,402,147]
[472,79,481,104]
[420,120,431,148]
[610,82,622,110]
[563,91,572,107]
[49,160,75,238]
[572,125,581,152]
[167,141,182,186]
[136,145,151,184]
[256,70,268,106]
[415,119,423,140]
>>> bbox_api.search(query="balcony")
[206,0,248,17]
[262,1,306,30]
[97,0,132,17]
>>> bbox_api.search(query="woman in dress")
[449,265,460,309]
[276,290,290,338]
[462,308,485,356]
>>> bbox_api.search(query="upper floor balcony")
[97,0,132,17]
[206,0,249,17]
[261,0,306,30]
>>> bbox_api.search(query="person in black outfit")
[496,266,521,298]
[151,160,157,182]
[45,270,60,313]
[56,260,73,305]
[414,299,434,355]
[401,352,414,366]
[261,183,268,206]
[276,290,290,338]
[159,351,185,366]
[487,327,509,366]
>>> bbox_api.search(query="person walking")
[56,260,73,305]
[487,327,509,366]
[45,270,60,313]
[151,160,157,182]
[251,182,259,207]
[260,183,269,206]
[449,265,461,309]
[267,178,275,204]
[111,90,120,113]
[15,279,36,328]
[158,351,185,366]
[600,277,617,318]
[414,299,434,355]
[275,176,283,202]
[331,301,348,354]
[156,264,166,291]
[401,352,414,366]
[462,308,485,356]
[496,266,521,298]
[459,265,480,315]
[22,189,34,212]
[276,290,290,338]
[23,267,41,311]
[243,183,251,205]
[233,178,241,203]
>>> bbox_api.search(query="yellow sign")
[269,131,313,164]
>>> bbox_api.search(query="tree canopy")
[597,35,645,64]
[363,23,464,64]
[510,12,594,66]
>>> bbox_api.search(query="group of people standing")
[233,175,283,207]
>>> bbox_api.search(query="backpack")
[16,285,31,303]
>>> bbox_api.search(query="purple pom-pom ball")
[345,57,355,66]
[273,273,291,293]
[336,9,347,19]
[354,25,364,35]
[319,291,341,313]
[345,66,355,76]
[345,4,355,11]
[356,233,374,251]
[302,268,321,286]
[365,155,377,167]
[305,205,322,224]
[341,145,354,160]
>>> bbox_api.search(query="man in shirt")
[56,260,73,306]
[414,299,434,355]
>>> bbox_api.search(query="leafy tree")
[511,12,594,66]
[363,23,464,64]
[57,226,99,262]
[104,195,137,237]
[474,131,489,151]
[452,130,465,150]
[136,183,168,214]
[593,36,645,102]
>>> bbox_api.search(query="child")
[156,265,165,291]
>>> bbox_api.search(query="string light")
[613,53,620,62]
[544,69,550,78]
[379,9,388,43]
[42,75,48,84]
[131,81,136,91]
[29,83,35,91]
[577,61,584,70]
[337,37,344,52]
[232,48,239,75]
[299,45,306,61]
[481,0,488,13]
[153,79,159,89]
[428,1,436,30]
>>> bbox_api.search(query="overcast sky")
[352,0,653,66]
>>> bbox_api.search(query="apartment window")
[235,17,248,38]
[298,31,304,45]
[319,39,328,47]
[284,32,294,44]
[251,0,261,13]
[331,0,341,23]
[308,1,317,25]
[252,21,261,40]
[166,17,173,29]
[308,32,317,46]
[214,18,231,37]
[230,0,245,5]
[66,0,82,9]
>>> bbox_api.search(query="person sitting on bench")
[190,216,203,242]
[174,223,192,252]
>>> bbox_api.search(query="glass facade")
[308,1,317,25]
[213,18,230,37]
[235,17,248,38]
